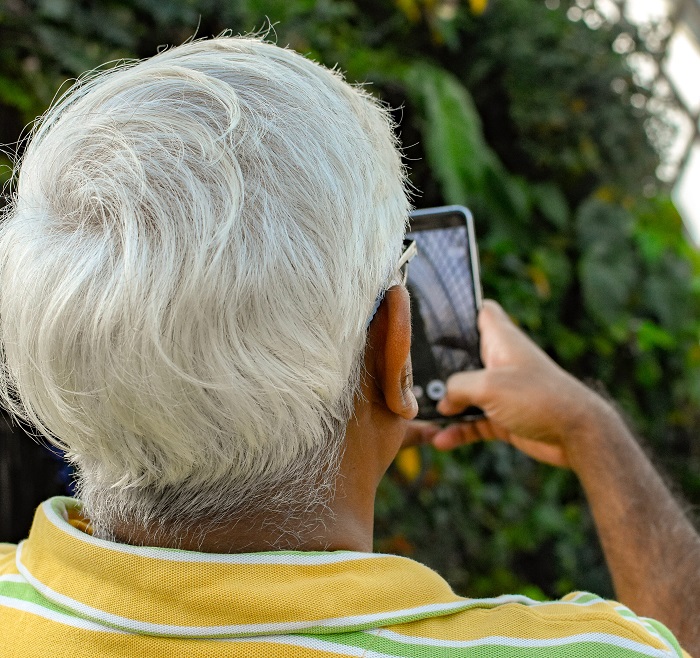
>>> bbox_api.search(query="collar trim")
[19,497,468,637]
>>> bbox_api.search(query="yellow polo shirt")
[0,497,690,657]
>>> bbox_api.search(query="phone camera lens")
[426,379,446,401]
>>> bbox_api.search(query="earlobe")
[368,285,418,420]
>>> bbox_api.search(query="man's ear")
[367,285,418,420]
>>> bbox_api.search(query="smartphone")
[407,205,484,421]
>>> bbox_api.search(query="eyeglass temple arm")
[398,240,418,269]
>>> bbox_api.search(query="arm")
[429,300,700,655]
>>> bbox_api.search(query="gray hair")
[0,37,409,544]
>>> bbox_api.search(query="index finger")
[401,420,441,448]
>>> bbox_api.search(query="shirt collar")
[17,497,470,638]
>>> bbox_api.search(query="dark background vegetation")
[1,0,699,600]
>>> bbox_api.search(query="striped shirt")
[0,497,690,657]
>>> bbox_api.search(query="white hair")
[0,37,409,544]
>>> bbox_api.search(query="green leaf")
[0,76,36,114]
[636,320,676,352]
[532,246,572,300]
[579,243,636,324]
[642,270,691,331]
[552,325,587,362]
[483,170,531,224]
[635,353,663,388]
[576,198,638,324]
[575,197,632,251]
[532,182,569,229]
[402,62,496,206]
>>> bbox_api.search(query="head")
[0,37,411,546]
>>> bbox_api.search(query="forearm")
[567,404,700,654]
[435,301,700,651]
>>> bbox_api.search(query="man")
[0,37,697,657]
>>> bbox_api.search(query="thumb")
[436,369,489,416]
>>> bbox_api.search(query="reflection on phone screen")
[406,224,482,420]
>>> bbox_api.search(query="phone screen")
[406,206,483,421]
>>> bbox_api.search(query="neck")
[114,512,372,554]
[111,470,377,554]
[111,375,404,554]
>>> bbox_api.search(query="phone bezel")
[408,204,483,314]
[407,205,484,422]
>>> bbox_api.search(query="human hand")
[401,420,441,448]
[428,300,613,469]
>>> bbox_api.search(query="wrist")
[562,396,629,475]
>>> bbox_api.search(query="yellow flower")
[396,0,422,22]
[527,265,551,300]
[594,185,615,203]
[468,0,488,15]
[395,446,422,482]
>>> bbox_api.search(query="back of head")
[0,37,408,543]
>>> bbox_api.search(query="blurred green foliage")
[2,0,699,600]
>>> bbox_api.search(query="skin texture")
[119,292,699,653]
[425,300,700,656]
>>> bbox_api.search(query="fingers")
[436,369,489,416]
[478,299,543,370]
[402,420,441,448]
[508,435,570,468]
[478,300,520,347]
[435,299,544,420]
[430,420,570,469]
[432,418,504,451]
[431,424,480,451]
[477,299,510,332]
[428,299,580,468]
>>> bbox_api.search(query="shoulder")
[377,592,687,657]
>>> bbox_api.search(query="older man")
[0,37,697,657]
